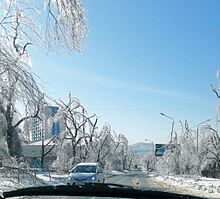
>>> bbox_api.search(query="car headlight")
[91,176,96,181]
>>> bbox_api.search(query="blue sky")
[32,0,220,144]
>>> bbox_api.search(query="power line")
[87,106,216,112]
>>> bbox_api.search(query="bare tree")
[55,93,96,165]
[94,126,128,170]
[95,125,112,164]
[41,136,56,169]
[141,152,155,172]
[53,95,130,172]
[80,116,98,162]
[204,127,220,163]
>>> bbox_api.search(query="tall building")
[30,106,61,142]
[44,106,60,139]
[31,117,43,141]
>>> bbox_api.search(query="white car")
[66,163,105,185]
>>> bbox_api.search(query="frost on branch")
[0,43,45,156]
[0,0,87,53]
[44,0,87,52]
[52,94,129,172]
[0,0,87,159]
[154,120,220,177]
[0,43,43,111]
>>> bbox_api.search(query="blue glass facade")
[52,122,60,136]
[51,106,59,117]
[31,106,61,141]
[50,106,60,136]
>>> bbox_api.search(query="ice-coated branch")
[211,84,220,98]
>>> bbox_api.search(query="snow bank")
[151,174,220,198]
[0,173,43,192]
[36,172,68,185]
[110,170,124,175]
[0,169,124,194]
[106,170,127,177]
[0,172,68,194]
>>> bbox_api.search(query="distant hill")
[129,142,153,157]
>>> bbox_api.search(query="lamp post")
[160,113,175,143]
[145,139,154,154]
[196,118,211,152]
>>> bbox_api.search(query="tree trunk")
[7,126,21,157]
[41,139,45,169]
[213,163,216,178]
[128,159,132,170]
[72,140,76,165]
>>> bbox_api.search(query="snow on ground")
[0,169,123,195]
[150,174,220,198]
[107,170,125,176]
[0,178,20,192]
[36,172,68,185]
[0,173,43,192]
[0,171,70,194]
[0,171,68,196]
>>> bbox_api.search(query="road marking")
[132,177,140,186]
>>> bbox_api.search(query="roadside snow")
[105,170,128,177]
[36,172,68,185]
[151,174,220,198]
[0,173,43,192]
[0,172,68,196]
[0,169,124,194]
[109,170,124,175]
[0,179,19,192]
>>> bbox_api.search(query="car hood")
[1,184,207,199]
[69,172,96,179]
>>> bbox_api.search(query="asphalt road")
[106,170,152,189]
[32,170,156,199]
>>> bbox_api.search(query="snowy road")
[2,171,218,198]
[106,170,152,189]
[29,170,157,199]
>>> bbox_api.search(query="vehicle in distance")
[66,162,105,184]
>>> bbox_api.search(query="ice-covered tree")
[53,96,129,172]
[0,0,87,157]
[156,121,212,176]
[54,93,97,168]
[0,43,45,156]
[0,0,87,52]
[202,126,220,176]
[94,127,128,171]
[140,152,156,172]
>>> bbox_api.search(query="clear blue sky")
[31,0,220,144]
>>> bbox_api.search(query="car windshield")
[73,166,97,173]
[0,0,220,198]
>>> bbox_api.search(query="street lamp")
[160,113,175,143]
[196,118,211,151]
[145,139,154,154]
